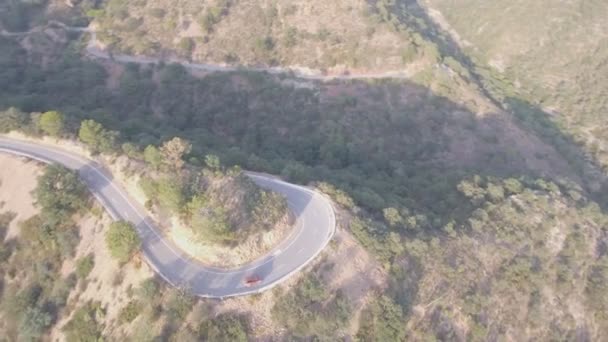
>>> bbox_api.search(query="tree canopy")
[0,107,27,133]
[144,145,163,169]
[38,110,65,137]
[160,137,191,169]
[34,164,87,223]
[105,221,141,263]
[78,119,119,154]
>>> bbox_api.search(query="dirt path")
[2,21,413,81]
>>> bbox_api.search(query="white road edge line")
[0,138,337,298]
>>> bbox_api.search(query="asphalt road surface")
[0,137,335,298]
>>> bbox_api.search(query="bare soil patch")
[0,154,44,239]
[53,213,153,340]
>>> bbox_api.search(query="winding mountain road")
[0,137,335,298]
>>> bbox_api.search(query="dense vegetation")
[0,0,90,31]
[357,295,406,341]
[1,103,288,247]
[116,278,251,341]
[63,301,104,342]
[105,221,140,264]
[272,274,351,339]
[2,0,608,340]
[0,161,257,340]
[135,137,288,245]
[383,176,608,340]
[87,0,428,72]
[428,0,608,179]
[0,165,87,340]
[0,35,574,223]
[0,0,49,31]
[371,0,608,193]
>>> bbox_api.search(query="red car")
[244,276,262,287]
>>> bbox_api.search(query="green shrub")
[356,296,406,342]
[586,256,608,320]
[1,284,40,322]
[76,254,95,280]
[349,218,403,265]
[137,278,159,302]
[199,314,249,342]
[38,110,65,137]
[143,145,162,169]
[178,38,195,56]
[249,190,287,229]
[283,27,298,48]
[272,274,351,338]
[124,17,143,31]
[187,194,234,244]
[0,107,28,133]
[165,288,194,320]
[156,178,186,213]
[255,36,274,53]
[119,300,143,324]
[148,8,166,18]
[317,182,355,209]
[140,175,188,215]
[281,161,312,184]
[78,119,119,154]
[63,302,104,342]
[105,221,141,264]
[34,164,87,222]
[18,305,52,341]
[121,142,141,158]
[50,275,77,308]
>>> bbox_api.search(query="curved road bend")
[0,137,336,298]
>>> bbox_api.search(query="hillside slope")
[0,154,385,340]
[423,0,608,174]
[2,0,608,340]
[390,176,608,340]
[89,0,435,74]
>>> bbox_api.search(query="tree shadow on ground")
[365,0,608,208]
[505,97,608,205]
